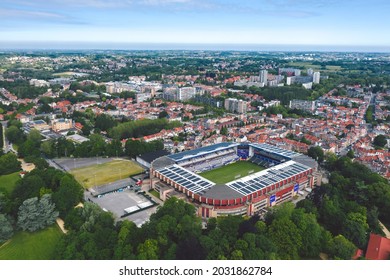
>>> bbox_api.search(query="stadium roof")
[250,143,300,159]
[153,142,314,200]
[202,184,243,200]
[137,150,170,164]
[292,154,318,170]
[156,164,215,194]
[167,142,239,162]
[226,160,311,196]
[152,156,175,170]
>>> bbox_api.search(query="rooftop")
[366,233,390,260]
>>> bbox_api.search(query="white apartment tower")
[313,72,321,84]
[259,69,268,84]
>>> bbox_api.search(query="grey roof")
[151,156,175,170]
[202,184,243,200]
[167,142,239,162]
[291,154,318,170]
[138,150,170,164]
[249,143,300,159]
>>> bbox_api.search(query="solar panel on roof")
[176,178,187,184]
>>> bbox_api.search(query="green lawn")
[0,225,63,260]
[199,161,265,184]
[149,189,160,199]
[0,172,20,194]
[70,159,144,188]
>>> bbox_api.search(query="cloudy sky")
[0,0,389,50]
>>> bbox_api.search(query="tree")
[27,129,42,146]
[291,208,323,258]
[5,126,24,144]
[0,214,13,243]
[330,234,356,260]
[18,139,41,158]
[342,212,369,248]
[346,149,355,158]
[137,239,159,260]
[89,134,107,156]
[373,135,387,148]
[307,146,324,163]
[95,114,116,132]
[17,194,59,232]
[158,110,169,119]
[268,217,302,259]
[52,175,83,217]
[106,139,124,157]
[0,153,21,175]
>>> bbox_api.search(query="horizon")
[1,41,390,53]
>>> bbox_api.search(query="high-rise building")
[259,70,268,84]
[313,72,321,84]
[289,99,316,112]
[307,68,314,76]
[224,98,247,113]
[178,87,196,101]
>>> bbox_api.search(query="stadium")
[150,142,321,218]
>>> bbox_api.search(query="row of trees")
[247,86,312,105]
[108,118,181,140]
[53,197,357,260]
[41,135,164,159]
[0,80,49,99]
[5,118,165,161]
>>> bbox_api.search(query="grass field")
[149,189,160,199]
[0,172,20,194]
[70,159,144,188]
[199,161,265,184]
[285,62,343,72]
[0,225,63,260]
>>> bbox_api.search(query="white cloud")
[0,8,82,23]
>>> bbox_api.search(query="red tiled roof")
[366,233,390,260]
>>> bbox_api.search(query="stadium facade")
[150,142,321,218]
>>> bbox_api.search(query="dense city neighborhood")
[0,50,390,261]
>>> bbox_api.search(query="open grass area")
[52,71,78,77]
[285,62,343,72]
[0,172,20,194]
[0,225,63,260]
[199,161,265,184]
[70,159,144,188]
[149,189,160,199]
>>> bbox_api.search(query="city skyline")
[1,0,390,51]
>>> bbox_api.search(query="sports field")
[0,225,63,260]
[70,159,144,188]
[199,161,265,184]
[0,172,20,194]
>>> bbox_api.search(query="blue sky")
[0,0,390,49]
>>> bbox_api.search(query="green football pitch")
[199,161,265,184]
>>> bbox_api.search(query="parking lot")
[85,188,157,227]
